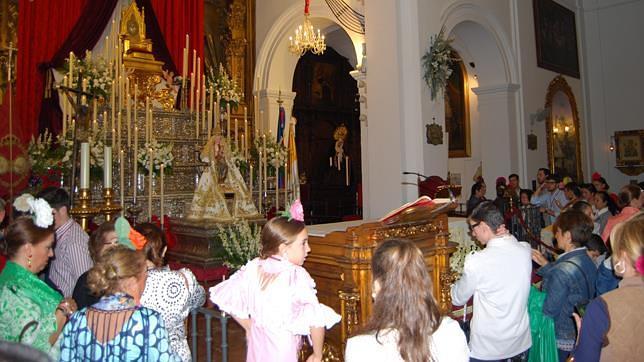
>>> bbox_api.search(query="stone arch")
[440,1,526,199]
[254,2,363,134]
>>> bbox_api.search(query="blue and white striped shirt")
[50,219,93,298]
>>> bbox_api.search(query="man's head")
[471,181,486,198]
[468,201,506,244]
[579,183,596,203]
[36,187,71,229]
[537,168,550,185]
[508,174,519,190]
[544,174,559,192]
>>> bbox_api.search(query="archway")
[292,48,361,223]
[441,2,523,201]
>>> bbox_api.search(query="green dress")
[0,261,63,358]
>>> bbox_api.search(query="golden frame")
[614,129,644,176]
[445,58,471,158]
[544,75,583,181]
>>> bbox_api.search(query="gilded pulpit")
[304,201,458,360]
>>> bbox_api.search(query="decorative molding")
[471,83,520,96]
[580,0,639,12]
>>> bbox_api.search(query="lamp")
[288,0,326,56]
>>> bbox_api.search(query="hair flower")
[591,172,602,181]
[278,199,305,222]
[32,198,54,228]
[115,217,148,250]
[14,194,33,213]
[636,255,644,275]
[13,193,53,228]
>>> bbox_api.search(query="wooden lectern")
[304,201,458,360]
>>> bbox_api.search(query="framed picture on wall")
[615,130,644,166]
[533,0,580,78]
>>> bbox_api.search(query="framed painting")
[615,130,644,175]
[445,57,470,158]
[533,0,580,78]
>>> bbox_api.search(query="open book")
[379,196,452,224]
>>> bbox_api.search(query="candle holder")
[126,202,143,226]
[69,188,100,232]
[101,187,122,221]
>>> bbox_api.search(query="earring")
[371,292,376,300]
[27,255,32,269]
[614,260,626,274]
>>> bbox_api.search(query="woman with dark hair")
[138,222,205,362]
[532,210,598,361]
[0,195,75,359]
[59,245,176,361]
[210,200,340,362]
[593,191,617,236]
[345,239,469,361]
[72,220,117,309]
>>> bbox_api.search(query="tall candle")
[120,150,125,212]
[196,57,201,115]
[92,100,98,134]
[235,118,239,151]
[103,111,108,143]
[207,111,212,139]
[111,80,115,142]
[345,156,350,186]
[133,126,138,204]
[284,159,288,204]
[202,78,207,133]
[80,143,90,189]
[145,97,150,144]
[214,101,218,133]
[189,71,195,111]
[227,103,231,143]
[250,164,253,199]
[258,153,262,211]
[148,148,154,222]
[195,88,200,138]
[160,164,165,228]
[275,160,279,211]
[209,85,214,130]
[262,134,267,199]
[68,52,74,87]
[103,146,112,188]
[134,84,138,140]
[244,110,248,158]
[117,110,122,149]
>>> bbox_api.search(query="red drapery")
[12,0,87,144]
[144,0,204,78]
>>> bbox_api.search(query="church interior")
[0,0,642,361]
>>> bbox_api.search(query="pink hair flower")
[636,255,644,275]
[289,199,304,222]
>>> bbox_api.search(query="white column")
[472,84,520,197]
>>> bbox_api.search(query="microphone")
[402,171,429,179]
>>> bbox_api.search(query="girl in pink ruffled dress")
[210,200,341,362]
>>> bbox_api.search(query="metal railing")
[190,307,231,362]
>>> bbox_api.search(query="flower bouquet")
[217,219,261,270]
[137,139,174,176]
[60,50,112,99]
[421,27,456,101]
[206,63,241,110]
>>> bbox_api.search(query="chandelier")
[288,0,326,56]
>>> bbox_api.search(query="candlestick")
[103,146,112,188]
[345,156,350,186]
[160,164,165,229]
[227,103,231,143]
[120,150,125,213]
[80,143,90,189]
[133,126,138,204]
[148,148,154,222]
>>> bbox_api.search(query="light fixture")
[609,136,615,152]
[289,0,326,56]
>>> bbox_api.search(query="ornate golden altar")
[304,202,457,359]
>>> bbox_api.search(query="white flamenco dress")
[187,135,258,221]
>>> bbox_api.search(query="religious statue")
[187,134,258,221]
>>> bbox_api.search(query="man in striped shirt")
[37,187,92,298]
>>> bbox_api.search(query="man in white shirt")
[451,201,532,361]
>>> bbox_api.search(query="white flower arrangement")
[253,134,287,171]
[137,139,174,176]
[421,27,456,101]
[207,63,241,108]
[27,130,56,175]
[217,219,261,270]
[60,51,112,98]
[449,226,482,276]
[14,193,54,228]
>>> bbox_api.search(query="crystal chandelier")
[288,0,326,56]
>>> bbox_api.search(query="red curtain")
[147,0,204,78]
[11,0,87,144]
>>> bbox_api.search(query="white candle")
[102,111,107,143]
[227,103,231,143]
[133,126,138,204]
[111,80,115,142]
[160,164,165,228]
[120,150,125,212]
[258,153,262,211]
[195,88,200,137]
[117,110,122,149]
[284,159,288,204]
[235,118,239,151]
[345,156,350,186]
[80,143,90,189]
[244,115,248,159]
[148,147,154,221]
[263,135,267,201]
[126,92,131,147]
[250,164,253,198]
[103,146,112,188]
[329,157,332,167]
[275,160,279,211]
[145,97,150,144]
[207,110,212,139]
[92,100,98,134]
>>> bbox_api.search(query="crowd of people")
[0,168,642,361]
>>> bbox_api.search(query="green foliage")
[421,27,456,101]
